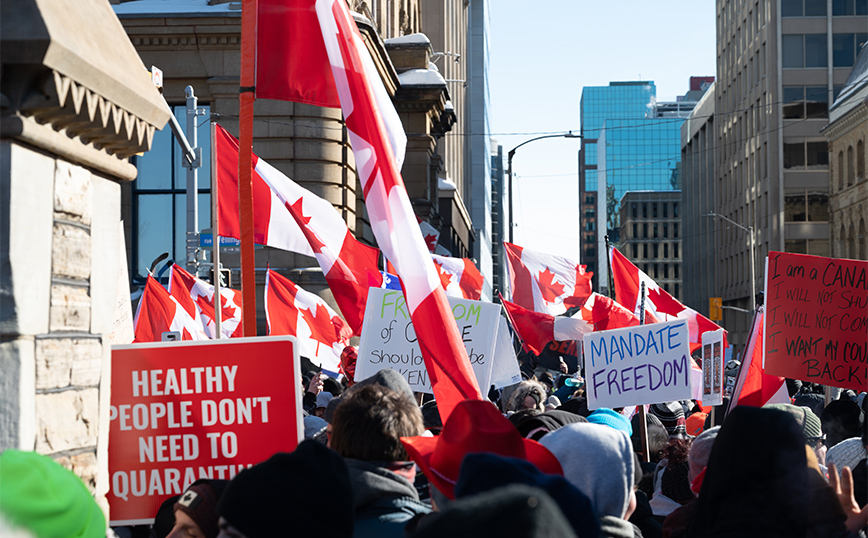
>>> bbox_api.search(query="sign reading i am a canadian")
[107,337,302,525]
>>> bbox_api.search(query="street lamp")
[705,212,757,313]
[507,132,582,243]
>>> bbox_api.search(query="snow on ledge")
[384,33,431,46]
[398,68,446,87]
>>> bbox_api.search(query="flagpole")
[238,0,258,337]
[605,236,614,299]
[638,282,650,463]
[724,305,762,418]
[211,121,222,339]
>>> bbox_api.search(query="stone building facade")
[1,0,170,512]
[825,44,868,261]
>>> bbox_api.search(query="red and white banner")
[168,265,243,339]
[610,247,723,350]
[255,0,406,169]
[315,0,481,419]
[501,297,592,356]
[577,292,642,332]
[107,337,302,524]
[730,309,788,411]
[133,276,209,343]
[504,242,593,316]
[419,218,440,253]
[215,125,383,335]
[265,269,352,370]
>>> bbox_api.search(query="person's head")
[329,383,423,462]
[0,450,106,538]
[586,408,632,436]
[630,413,668,463]
[660,440,693,505]
[507,381,547,413]
[821,399,864,449]
[540,423,637,520]
[649,401,689,440]
[170,480,228,538]
[765,403,824,463]
[688,426,720,486]
[314,391,334,418]
[217,441,353,538]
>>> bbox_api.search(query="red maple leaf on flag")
[647,286,685,317]
[433,260,453,289]
[287,198,327,254]
[301,303,338,348]
[194,293,237,324]
[537,268,566,303]
[424,234,438,251]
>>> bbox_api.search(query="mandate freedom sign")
[764,251,867,392]
[584,320,692,410]
[107,337,302,525]
[355,288,500,392]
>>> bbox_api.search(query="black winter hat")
[218,441,354,537]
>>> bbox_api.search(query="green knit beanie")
[0,450,106,538]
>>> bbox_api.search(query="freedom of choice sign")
[107,337,302,525]
[355,288,501,392]
[583,319,692,410]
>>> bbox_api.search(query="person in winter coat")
[507,380,548,414]
[540,423,642,538]
[329,381,431,538]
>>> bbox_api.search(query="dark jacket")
[346,459,432,538]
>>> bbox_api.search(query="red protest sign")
[107,337,302,525]
[764,252,867,391]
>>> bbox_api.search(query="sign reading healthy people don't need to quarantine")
[356,288,501,393]
[583,320,692,410]
[107,337,301,525]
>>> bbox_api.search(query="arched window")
[858,140,865,180]
[838,151,845,191]
[847,146,855,186]
[840,224,848,257]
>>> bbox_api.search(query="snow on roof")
[113,0,239,17]
[398,68,446,87]
[384,33,431,46]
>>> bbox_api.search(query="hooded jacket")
[346,458,431,538]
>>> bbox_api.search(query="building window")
[674,243,679,258]
[783,0,828,16]
[786,238,831,256]
[642,203,648,219]
[858,140,865,179]
[783,34,828,68]
[673,203,679,218]
[785,189,830,221]
[132,105,212,282]
[848,146,855,185]
[653,223,659,238]
[832,0,868,16]
[663,222,669,238]
[643,223,648,238]
[664,264,669,279]
[664,243,669,258]
[663,203,668,218]
[643,243,648,258]
[653,243,659,257]
[675,283,680,298]
[783,86,828,119]
[633,223,638,238]
[674,265,679,278]
[833,33,868,67]
[632,203,638,218]
[632,243,638,258]
[674,223,679,238]
[585,221,595,231]
[652,203,658,219]
[784,141,829,169]
[839,151,846,190]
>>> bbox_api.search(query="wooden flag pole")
[638,281,650,463]
[238,0,258,336]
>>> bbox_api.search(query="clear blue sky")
[489,1,717,261]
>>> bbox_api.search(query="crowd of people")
[1,359,866,538]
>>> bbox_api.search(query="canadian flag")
[501,296,592,356]
[729,309,789,411]
[133,276,209,343]
[577,292,642,331]
[255,0,406,169]
[504,242,593,316]
[168,264,243,339]
[610,247,724,350]
[315,0,482,419]
[419,218,440,253]
[389,254,484,300]
[215,125,382,335]
[265,269,352,370]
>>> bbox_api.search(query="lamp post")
[705,212,756,313]
[506,132,582,244]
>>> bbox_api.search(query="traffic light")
[709,297,722,322]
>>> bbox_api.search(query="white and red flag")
[500,296,592,356]
[265,269,352,370]
[314,0,482,419]
[215,125,382,335]
[133,276,209,343]
[729,309,789,411]
[610,247,724,351]
[168,264,243,339]
[418,218,440,253]
[577,292,642,332]
[255,0,406,169]
[431,254,484,300]
[504,242,593,316]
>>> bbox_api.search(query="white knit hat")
[825,437,868,475]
